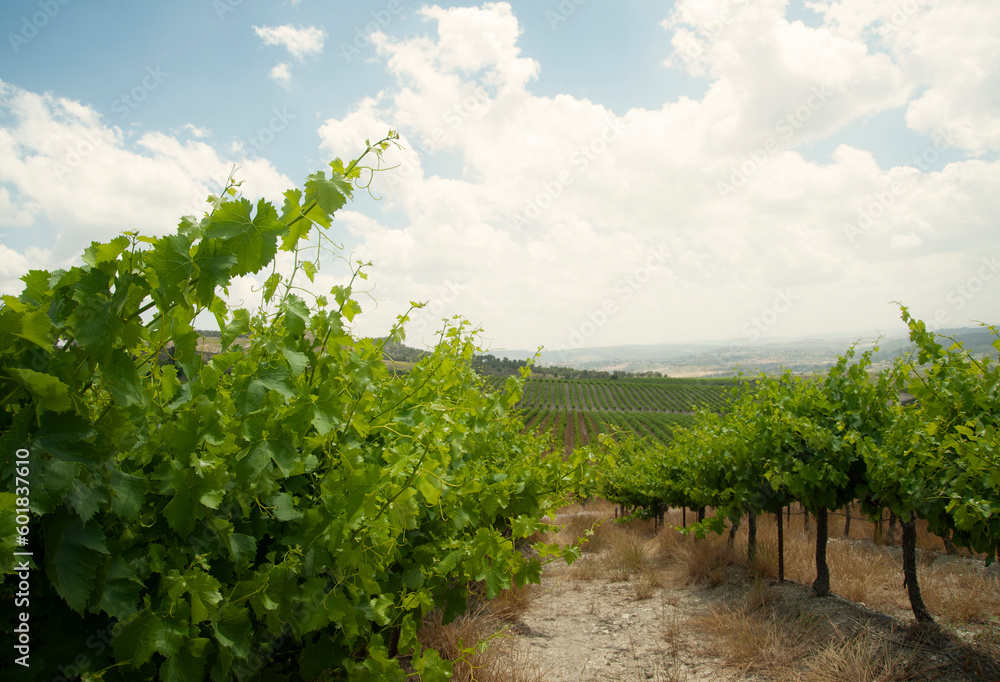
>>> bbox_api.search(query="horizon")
[460,323,1000,371]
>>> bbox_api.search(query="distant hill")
[379,338,668,379]
[487,326,999,377]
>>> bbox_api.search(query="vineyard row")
[485,377,732,413]
[519,407,696,454]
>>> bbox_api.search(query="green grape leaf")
[7,367,71,412]
[65,478,105,524]
[412,648,451,682]
[114,610,167,668]
[263,272,281,303]
[311,401,339,436]
[203,198,283,276]
[97,557,144,620]
[110,469,146,519]
[213,605,253,658]
[227,533,256,567]
[279,188,314,251]
[248,438,299,478]
[18,269,52,306]
[192,240,238,306]
[82,235,130,266]
[234,443,271,482]
[299,634,346,680]
[236,367,295,414]
[46,516,109,613]
[280,187,303,222]
[442,585,468,624]
[172,569,222,623]
[146,234,195,291]
[31,411,99,463]
[303,170,352,227]
[416,474,440,506]
[221,308,250,349]
[27,458,81,515]
[302,260,318,282]
[281,217,313,251]
[104,348,143,407]
[0,300,54,350]
[282,295,311,336]
[269,492,303,521]
[402,567,424,590]
[160,639,211,682]
[162,472,211,538]
[371,594,393,627]
[282,348,309,376]
[70,296,122,364]
[342,299,362,323]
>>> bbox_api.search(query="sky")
[1,0,998,357]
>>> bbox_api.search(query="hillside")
[490,326,999,377]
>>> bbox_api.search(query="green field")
[485,376,736,453]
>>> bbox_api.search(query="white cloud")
[0,81,292,291]
[890,233,922,249]
[313,1,1000,349]
[807,0,1000,153]
[183,123,210,138]
[3,3,998,350]
[269,62,293,86]
[253,24,327,62]
[0,186,38,227]
[663,0,911,152]
[0,244,61,296]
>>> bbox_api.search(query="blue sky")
[2,0,999,359]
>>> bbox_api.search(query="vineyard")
[2,135,998,679]
[482,376,735,453]
[513,376,731,412]
[598,311,1000,627]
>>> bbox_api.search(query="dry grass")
[600,526,650,581]
[647,522,687,562]
[759,514,1000,626]
[747,538,779,579]
[652,595,691,682]
[418,597,546,682]
[499,501,1000,680]
[922,566,1000,624]
[548,508,661,586]
[801,627,936,681]
[542,504,610,555]
[620,506,1000,629]
[565,554,602,582]
[692,585,824,676]
[732,514,903,616]
[828,544,883,604]
[659,598,683,648]
[689,578,941,681]
[667,532,734,587]
[633,566,663,600]
[972,619,1000,662]
[485,582,538,623]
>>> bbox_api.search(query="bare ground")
[499,507,1000,682]
[514,562,724,680]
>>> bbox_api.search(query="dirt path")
[506,508,736,681]
[503,508,1000,682]
[514,565,722,681]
